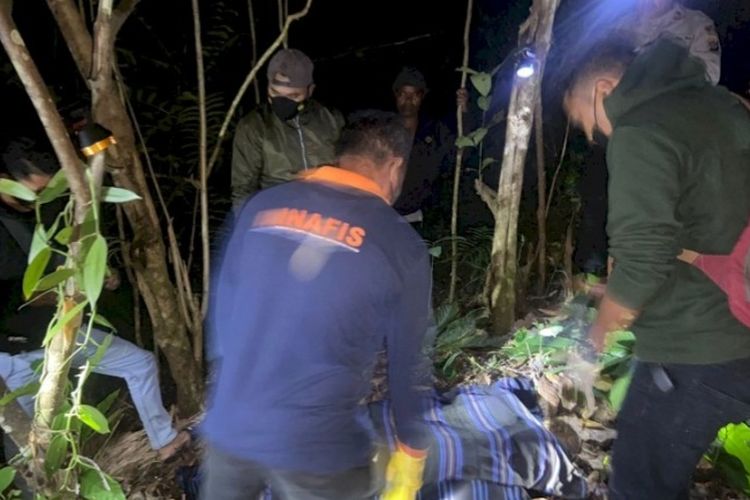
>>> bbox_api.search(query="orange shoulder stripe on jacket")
[299,166,388,203]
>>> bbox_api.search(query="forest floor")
[97,292,749,499]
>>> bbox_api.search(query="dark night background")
[1,0,749,265]
[4,1,749,146]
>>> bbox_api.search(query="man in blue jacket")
[203,111,432,499]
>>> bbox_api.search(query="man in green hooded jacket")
[231,48,344,207]
[564,39,750,498]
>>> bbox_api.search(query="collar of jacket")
[299,166,388,203]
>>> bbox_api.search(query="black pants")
[201,445,375,500]
[610,357,750,499]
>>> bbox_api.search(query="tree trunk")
[484,0,560,336]
[47,0,203,415]
[0,0,89,441]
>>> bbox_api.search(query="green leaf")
[37,169,69,204]
[481,157,497,170]
[83,235,108,304]
[80,469,125,500]
[54,227,73,245]
[77,404,110,434]
[470,72,492,97]
[455,66,479,76]
[0,466,16,493]
[35,269,75,293]
[96,389,121,418]
[715,423,750,494]
[44,434,68,477]
[0,178,36,202]
[101,187,141,203]
[455,135,475,148]
[23,247,51,299]
[43,300,88,346]
[92,314,117,332]
[468,127,488,145]
[428,245,443,258]
[0,381,39,406]
[28,224,49,264]
[477,95,491,112]
[608,372,632,412]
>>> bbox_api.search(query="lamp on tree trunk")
[77,122,116,157]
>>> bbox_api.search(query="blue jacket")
[203,166,432,473]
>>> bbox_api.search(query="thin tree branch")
[474,179,499,216]
[192,0,209,367]
[545,117,570,220]
[111,0,139,36]
[207,0,314,177]
[315,33,432,63]
[449,0,474,304]
[247,0,260,104]
[47,0,94,81]
[92,0,113,81]
[535,98,546,293]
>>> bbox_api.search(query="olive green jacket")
[604,40,750,364]
[231,100,344,206]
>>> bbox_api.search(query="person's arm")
[687,11,721,85]
[592,126,683,349]
[231,115,263,208]
[387,248,432,453]
[382,247,432,499]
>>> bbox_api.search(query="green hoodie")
[604,39,750,364]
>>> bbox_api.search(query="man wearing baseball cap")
[231,48,344,207]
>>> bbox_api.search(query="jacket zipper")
[294,116,309,170]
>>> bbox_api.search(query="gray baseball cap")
[267,49,314,88]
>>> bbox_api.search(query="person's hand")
[381,442,427,500]
[104,268,121,291]
[563,350,599,416]
[456,88,469,113]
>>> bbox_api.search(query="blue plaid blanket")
[179,378,587,499]
[369,378,586,499]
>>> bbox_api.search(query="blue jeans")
[0,328,177,450]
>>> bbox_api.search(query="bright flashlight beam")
[516,64,535,78]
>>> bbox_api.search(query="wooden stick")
[191,0,208,367]
[449,0,474,304]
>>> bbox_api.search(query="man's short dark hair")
[335,110,412,164]
[1,138,58,180]
[565,38,637,97]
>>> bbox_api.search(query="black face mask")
[271,96,303,121]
